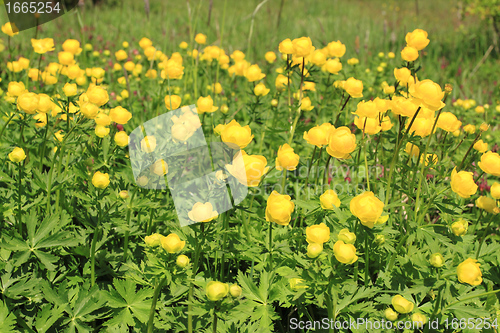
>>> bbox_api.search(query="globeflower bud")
[176,254,190,268]
[145,233,163,247]
[118,190,129,199]
[306,243,323,258]
[206,281,229,301]
[306,223,330,244]
[161,233,186,253]
[457,258,483,286]
[320,189,341,210]
[333,241,358,264]
[429,253,444,268]
[229,284,242,298]
[450,219,468,236]
[391,295,414,314]
[8,147,26,163]
[374,234,385,245]
[401,46,419,62]
[337,228,356,244]
[385,308,398,321]
[265,191,295,226]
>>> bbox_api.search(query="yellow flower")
[476,196,499,214]
[310,50,326,66]
[161,233,185,253]
[17,92,39,114]
[62,83,77,97]
[58,51,74,66]
[119,190,129,199]
[457,258,482,286]
[347,58,359,65]
[8,147,26,163]
[491,182,500,200]
[412,313,427,327]
[450,167,478,199]
[31,38,55,54]
[303,123,333,147]
[265,51,276,63]
[326,40,346,58]
[275,74,289,91]
[141,136,157,153]
[385,308,398,321]
[437,112,462,132]
[164,95,182,110]
[245,64,266,82]
[254,83,270,97]
[206,281,229,301]
[300,96,314,111]
[8,81,26,97]
[429,253,444,267]
[34,113,47,128]
[139,37,153,49]
[195,33,207,44]
[226,151,269,187]
[81,102,99,119]
[337,228,356,244]
[292,37,314,57]
[406,117,436,137]
[2,22,19,37]
[92,171,110,189]
[275,143,300,171]
[405,29,430,50]
[145,233,163,247]
[391,295,414,314]
[354,100,379,118]
[343,77,363,98]
[405,142,420,157]
[393,67,414,85]
[109,106,132,125]
[320,190,341,210]
[62,39,82,55]
[86,85,109,106]
[451,219,468,236]
[196,95,218,113]
[350,192,385,228]
[333,241,358,264]
[95,125,110,138]
[323,58,342,74]
[176,254,190,268]
[326,126,356,159]
[220,119,253,149]
[306,223,330,244]
[409,79,445,111]
[188,202,219,223]
[179,41,188,49]
[161,59,184,79]
[37,94,54,113]
[279,38,294,54]
[401,46,418,62]
[150,159,168,176]
[112,131,128,147]
[306,243,323,258]
[478,151,500,176]
[229,284,242,298]
[265,191,295,226]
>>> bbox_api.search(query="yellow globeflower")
[114,131,129,147]
[476,196,499,214]
[303,123,333,147]
[457,258,482,286]
[450,219,468,236]
[401,46,418,62]
[320,190,341,210]
[161,233,185,253]
[306,243,323,258]
[220,119,253,149]
[141,136,157,153]
[196,96,218,113]
[350,192,385,228]
[195,33,207,44]
[326,126,356,159]
[145,233,163,247]
[275,143,300,171]
[8,147,26,163]
[343,77,363,98]
[405,29,430,50]
[333,241,358,264]
[305,223,330,244]
[391,295,414,314]
[225,151,269,187]
[187,202,219,223]
[164,95,182,110]
[245,64,266,82]
[478,151,500,176]
[109,106,132,125]
[92,171,110,189]
[2,22,19,37]
[265,191,295,226]
[450,167,478,199]
[338,229,356,244]
[176,254,190,268]
[206,281,229,301]
[31,38,55,54]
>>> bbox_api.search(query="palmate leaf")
[34,303,65,333]
[0,301,17,333]
[105,278,154,326]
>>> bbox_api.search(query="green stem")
[287,57,306,145]
[0,113,15,142]
[147,276,167,333]
[90,227,100,287]
[268,220,273,271]
[122,208,132,262]
[445,289,500,309]
[17,164,23,235]
[475,214,496,259]
[364,233,370,286]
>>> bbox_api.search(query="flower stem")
[90,226,100,287]
[287,57,306,145]
[364,233,370,286]
[147,276,167,333]
[17,163,23,235]
[475,214,495,259]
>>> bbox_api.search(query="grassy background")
[1,0,499,103]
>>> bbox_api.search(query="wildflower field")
[1,0,500,332]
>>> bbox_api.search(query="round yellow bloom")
[406,117,435,137]
[275,143,300,171]
[245,64,265,82]
[457,258,482,286]
[437,112,462,132]
[393,67,413,85]
[476,196,499,214]
[265,51,276,63]
[62,39,81,55]
[188,202,218,223]
[300,96,314,111]
[86,85,109,106]
[196,96,218,113]
[8,81,26,97]
[409,79,445,111]
[37,94,54,113]
[176,254,190,268]
[164,94,182,110]
[344,77,363,98]
[323,58,342,74]
[391,295,414,314]
[279,38,294,54]
[2,22,19,37]
[265,191,295,226]
[473,139,488,153]
[450,167,478,199]
[226,151,269,187]
[405,142,420,157]
[161,59,184,79]
[195,33,207,44]
[478,151,500,176]
[92,171,110,189]
[139,37,152,49]
[8,147,26,163]
[429,253,444,268]
[17,92,39,114]
[490,182,500,200]
[229,284,242,298]
[254,83,270,96]
[333,241,358,264]
[354,100,379,118]
[338,228,356,244]
[58,51,74,66]
[118,190,129,199]
[385,308,398,321]
[412,313,427,326]
[350,192,385,228]
[31,38,55,54]
[161,233,185,253]
[326,40,346,58]
[141,136,157,153]
[81,102,99,119]
[220,119,253,149]
[326,126,356,159]
[63,83,77,97]
[405,29,430,50]
[306,223,330,244]
[114,131,129,147]
[150,159,168,176]
[307,243,323,258]
[292,37,314,57]
[109,106,132,125]
[303,123,333,148]
[95,125,110,138]
[206,281,229,301]
[145,233,163,247]
[400,46,418,62]
[115,49,128,61]
[320,190,341,210]
[451,219,468,236]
